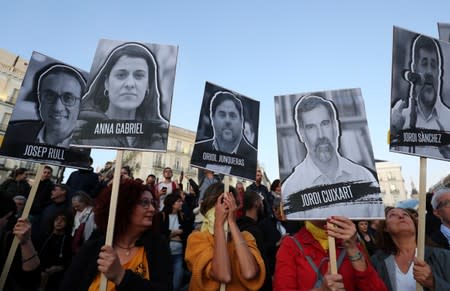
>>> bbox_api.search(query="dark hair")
[94,179,150,238]
[162,192,182,216]
[44,166,53,173]
[405,208,418,218]
[295,96,336,128]
[26,64,87,104]
[50,210,73,234]
[210,92,243,119]
[12,168,28,179]
[270,179,281,192]
[355,220,369,235]
[243,190,261,212]
[82,43,164,121]
[413,35,439,65]
[200,183,237,216]
[0,195,16,218]
[147,174,156,179]
[72,191,95,207]
[121,166,132,177]
[375,207,418,254]
[53,184,69,194]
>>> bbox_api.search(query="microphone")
[402,70,421,84]
[402,70,434,85]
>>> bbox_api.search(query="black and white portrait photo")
[390,27,450,160]
[275,89,383,220]
[190,82,259,181]
[72,39,178,151]
[0,52,91,168]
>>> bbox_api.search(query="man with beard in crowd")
[391,34,450,158]
[282,95,380,219]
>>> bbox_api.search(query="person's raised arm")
[210,193,232,283]
[225,192,259,280]
[326,216,367,271]
[14,218,40,271]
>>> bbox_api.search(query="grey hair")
[431,187,450,209]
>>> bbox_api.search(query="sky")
[3,1,450,192]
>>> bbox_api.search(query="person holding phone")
[157,167,178,211]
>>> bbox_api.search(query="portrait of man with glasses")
[0,52,92,168]
[4,63,86,148]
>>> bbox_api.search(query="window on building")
[387,172,394,181]
[0,113,11,132]
[8,88,19,104]
[155,154,162,167]
[175,158,181,170]
[390,184,399,194]
[176,141,182,152]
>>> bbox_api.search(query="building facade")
[375,160,407,206]
[121,125,267,190]
[122,125,199,186]
[0,48,43,182]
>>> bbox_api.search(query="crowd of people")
[0,165,449,291]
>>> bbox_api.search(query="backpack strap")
[289,236,324,288]
[289,236,347,289]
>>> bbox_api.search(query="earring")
[104,89,109,97]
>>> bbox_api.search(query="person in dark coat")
[247,169,273,219]
[0,168,31,200]
[38,211,73,291]
[430,188,450,250]
[237,189,276,291]
[0,215,41,291]
[39,184,72,242]
[66,157,101,198]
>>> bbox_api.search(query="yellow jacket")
[185,230,265,291]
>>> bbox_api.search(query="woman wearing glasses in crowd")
[60,179,172,291]
[371,207,450,291]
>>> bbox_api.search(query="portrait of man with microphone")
[391,33,450,159]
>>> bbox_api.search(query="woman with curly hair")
[60,179,172,291]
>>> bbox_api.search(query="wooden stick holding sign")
[327,223,338,275]
[100,150,124,291]
[416,157,427,291]
[220,175,230,291]
[0,164,45,290]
